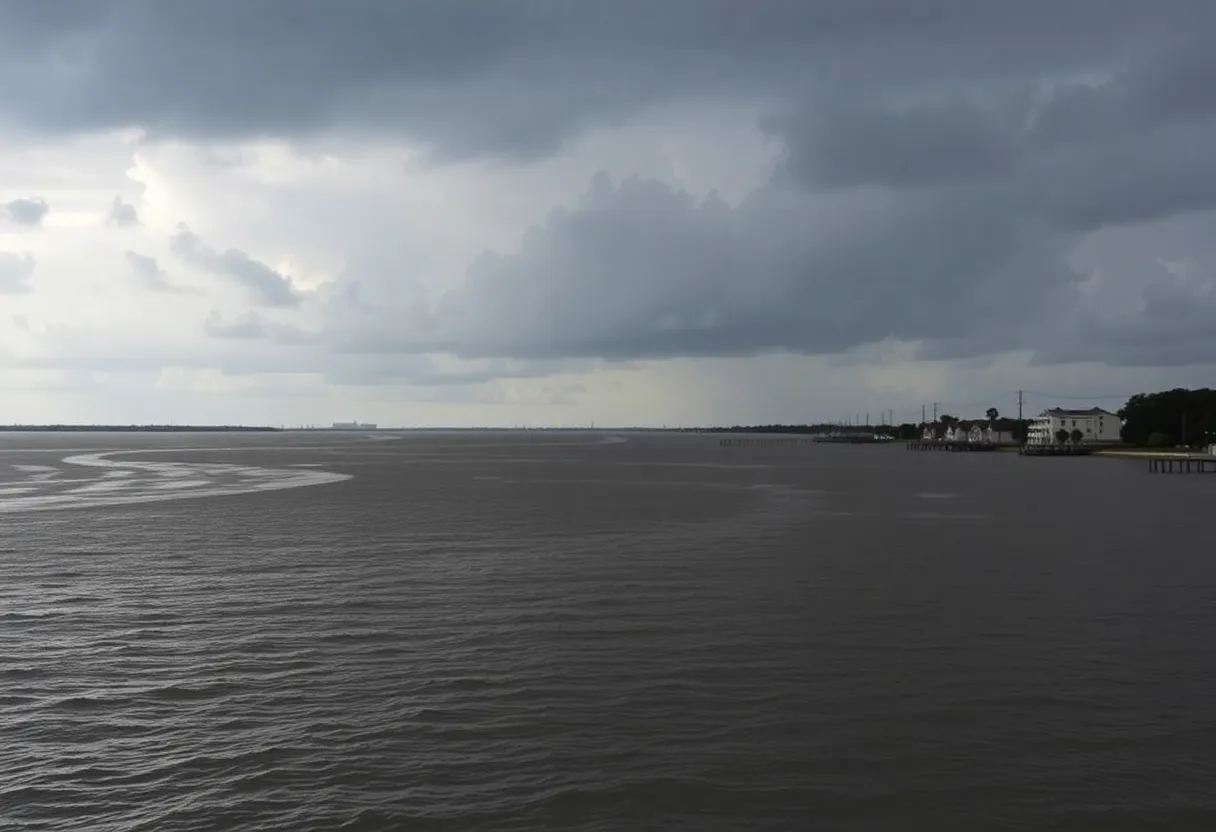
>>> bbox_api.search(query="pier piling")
[1147,456,1216,474]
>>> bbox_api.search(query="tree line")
[702,388,1216,447]
[1118,388,1216,447]
[913,388,1216,447]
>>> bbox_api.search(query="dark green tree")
[1055,428,1070,444]
[985,407,999,422]
[1120,388,1216,446]
[1070,428,1084,445]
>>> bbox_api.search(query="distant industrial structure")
[331,421,378,430]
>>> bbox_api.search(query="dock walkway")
[1146,455,1216,474]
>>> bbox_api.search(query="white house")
[987,427,1015,443]
[954,420,1014,443]
[1027,407,1122,445]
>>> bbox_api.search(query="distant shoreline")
[0,425,280,433]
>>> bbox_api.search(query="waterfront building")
[1027,407,1122,445]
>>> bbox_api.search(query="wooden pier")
[1147,455,1216,474]
[906,441,999,453]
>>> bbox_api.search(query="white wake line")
[0,451,351,514]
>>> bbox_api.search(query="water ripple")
[2,432,1215,829]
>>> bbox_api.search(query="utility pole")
[1017,390,1024,445]
[865,412,869,427]
[933,402,938,423]
[922,404,926,426]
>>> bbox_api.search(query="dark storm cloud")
[765,95,1027,191]
[767,46,1216,230]
[373,172,1076,362]
[169,225,299,307]
[374,47,1216,364]
[4,197,49,226]
[0,0,1207,159]
[0,252,35,293]
[4,0,1215,369]
[1038,257,1216,368]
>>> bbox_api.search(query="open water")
[2,431,1214,830]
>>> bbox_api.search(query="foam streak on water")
[0,450,351,514]
[2,432,1215,830]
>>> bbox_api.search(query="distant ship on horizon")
[331,420,378,430]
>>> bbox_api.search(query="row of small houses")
[924,407,1124,445]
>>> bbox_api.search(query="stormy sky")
[2,0,1215,426]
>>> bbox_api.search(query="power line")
[855,388,1136,426]
[929,389,1132,413]
[925,392,1020,414]
[1020,390,1134,402]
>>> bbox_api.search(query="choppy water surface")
[2,431,1215,830]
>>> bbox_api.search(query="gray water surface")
[2,431,1214,830]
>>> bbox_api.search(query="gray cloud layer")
[5,1,1216,372]
[308,169,1072,364]
[3,1,1210,159]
